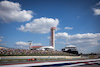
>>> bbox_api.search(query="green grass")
[0,59,27,62]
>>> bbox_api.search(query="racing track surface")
[0,59,100,67]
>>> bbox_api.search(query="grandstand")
[0,47,73,56]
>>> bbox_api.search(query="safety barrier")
[0,56,82,60]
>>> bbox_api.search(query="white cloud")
[55,32,100,47]
[56,27,60,31]
[15,41,42,46]
[66,45,76,47]
[0,39,2,42]
[15,41,28,46]
[77,16,80,19]
[55,32,69,39]
[64,27,73,30]
[93,1,100,15]
[0,36,4,42]
[0,36,4,38]
[0,36,6,45]
[93,8,100,15]
[0,43,6,45]
[17,17,59,34]
[96,1,100,6]
[56,41,66,45]
[47,37,50,39]
[16,46,28,49]
[0,1,33,23]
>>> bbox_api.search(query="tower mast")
[51,27,56,50]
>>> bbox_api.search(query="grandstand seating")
[0,48,74,56]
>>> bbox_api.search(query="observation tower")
[51,27,56,50]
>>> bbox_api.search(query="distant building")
[30,46,43,50]
[62,45,78,54]
[30,46,54,51]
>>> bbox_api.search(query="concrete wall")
[0,56,81,60]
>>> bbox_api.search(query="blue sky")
[0,0,100,53]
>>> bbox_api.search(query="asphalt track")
[0,59,100,67]
[0,59,87,65]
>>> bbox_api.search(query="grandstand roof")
[38,46,54,50]
[30,46,43,48]
[40,46,54,49]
